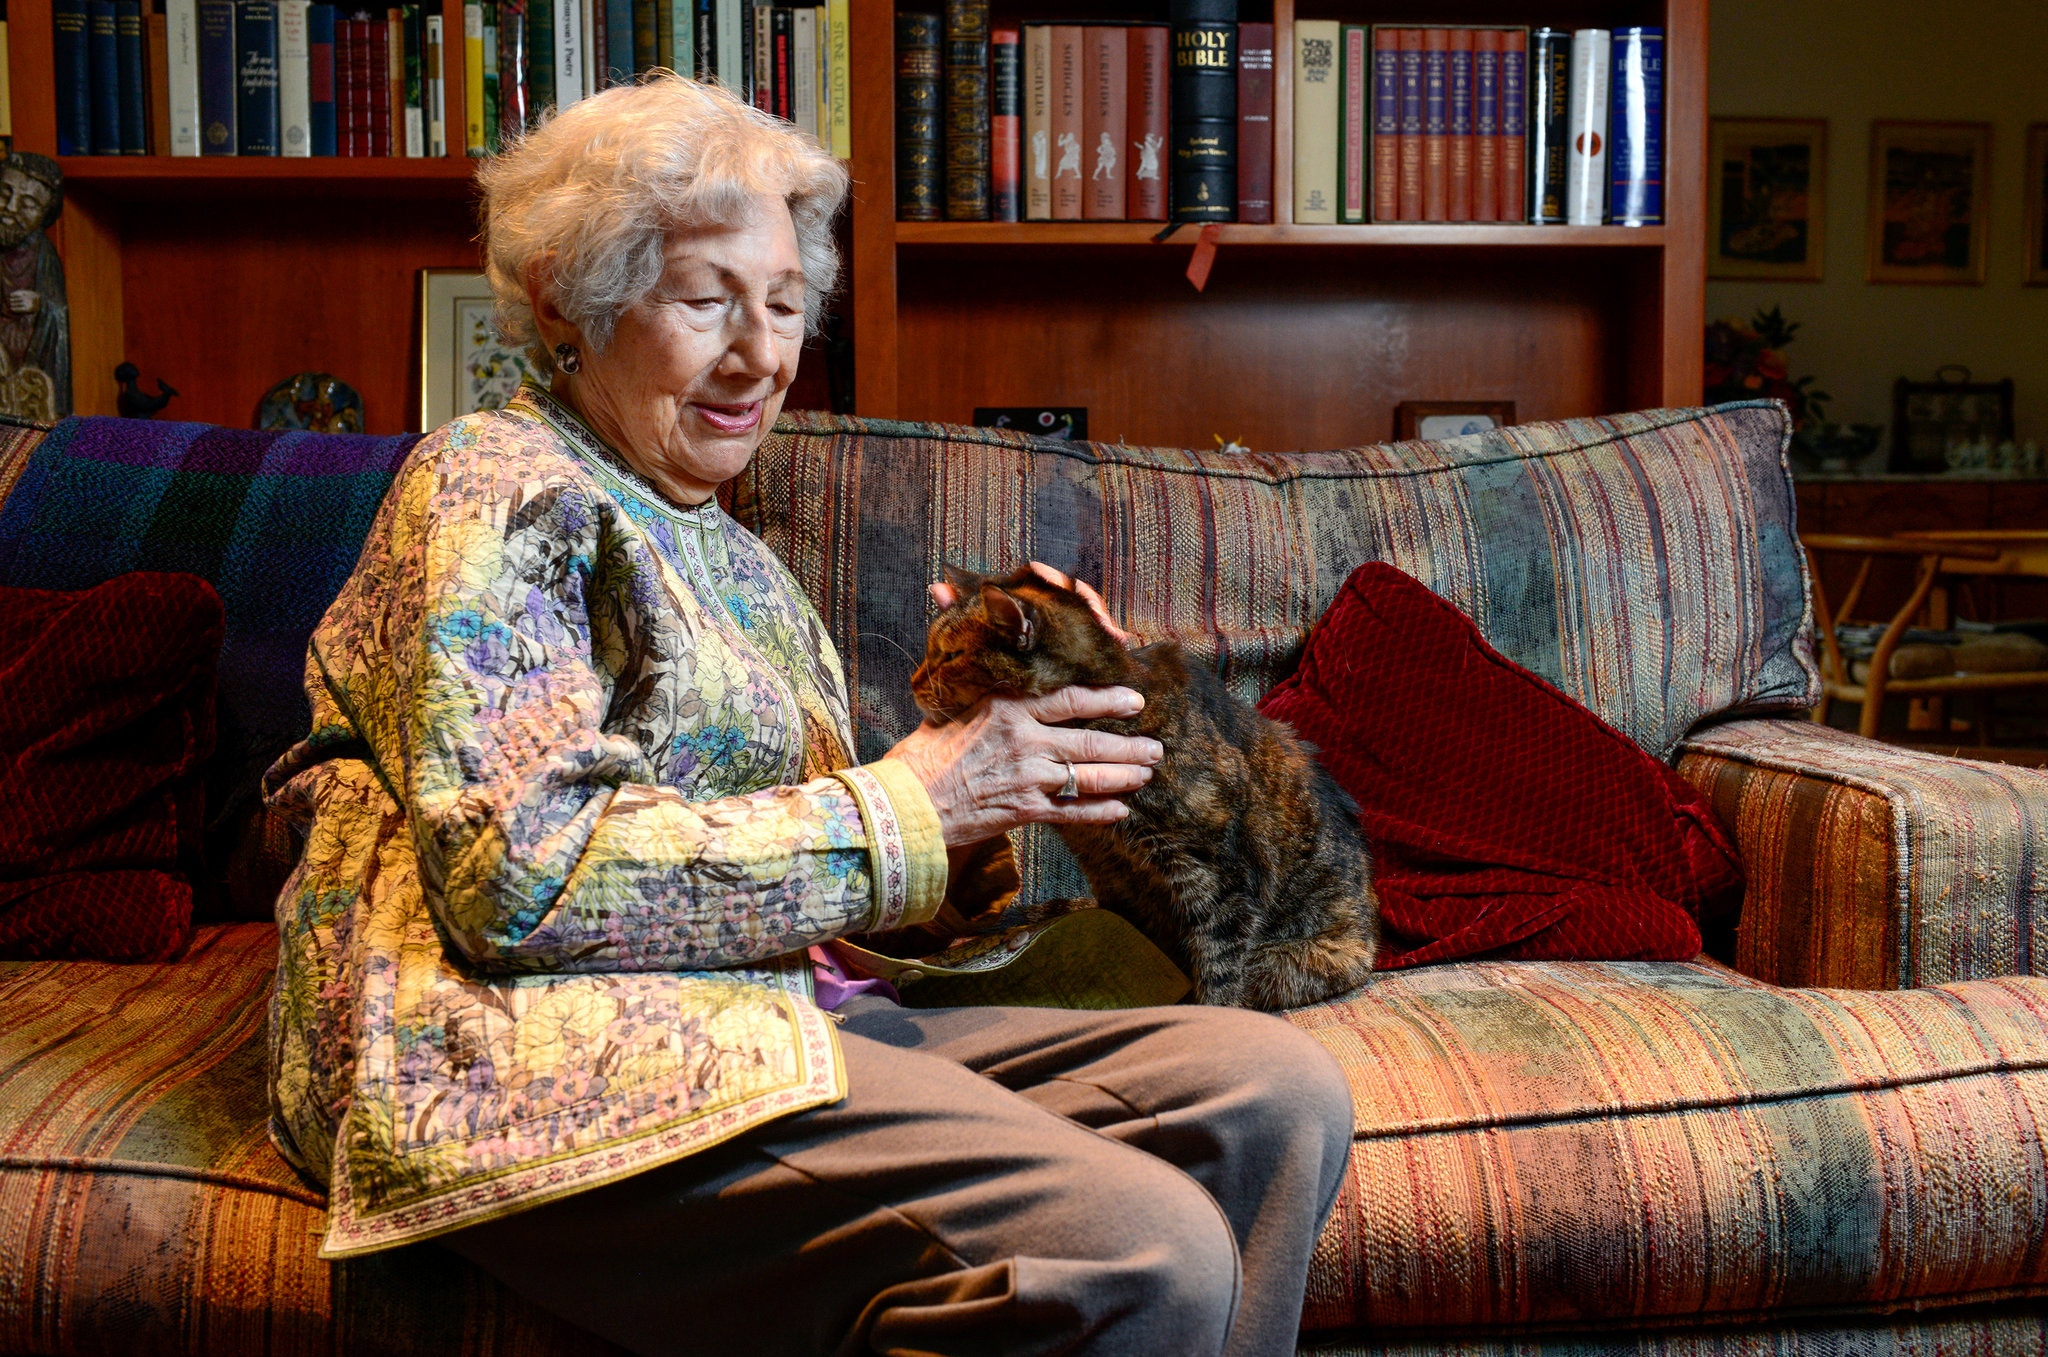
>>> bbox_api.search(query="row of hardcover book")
[896,1,1661,227]
[52,0,851,157]
[1294,24,1661,225]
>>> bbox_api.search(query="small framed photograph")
[2027,124,2048,287]
[1866,121,1991,285]
[418,269,539,432]
[1709,118,1826,282]
[1394,401,1516,442]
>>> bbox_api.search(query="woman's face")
[560,193,807,505]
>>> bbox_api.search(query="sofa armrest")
[1676,717,2048,989]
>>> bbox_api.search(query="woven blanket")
[0,418,420,909]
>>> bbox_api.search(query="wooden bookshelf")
[848,0,1707,449]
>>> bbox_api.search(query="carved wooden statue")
[0,153,70,422]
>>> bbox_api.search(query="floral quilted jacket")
[265,385,947,1257]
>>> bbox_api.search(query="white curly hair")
[478,73,849,376]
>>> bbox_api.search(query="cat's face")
[910,567,1122,722]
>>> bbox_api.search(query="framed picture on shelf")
[1890,368,2015,472]
[1708,118,1827,281]
[1394,401,1516,441]
[2027,124,2048,287]
[1866,121,1991,285]
[418,269,539,432]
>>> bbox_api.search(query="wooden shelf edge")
[58,154,482,200]
[895,221,1669,247]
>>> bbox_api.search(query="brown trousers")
[444,996,1354,1357]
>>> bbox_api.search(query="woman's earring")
[554,342,582,375]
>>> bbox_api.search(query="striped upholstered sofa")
[4,402,2048,1355]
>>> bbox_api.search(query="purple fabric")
[810,944,900,1009]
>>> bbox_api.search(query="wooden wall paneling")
[896,247,1625,451]
[51,192,124,417]
[10,0,57,153]
[118,198,481,433]
[849,0,899,415]
[1659,0,1705,406]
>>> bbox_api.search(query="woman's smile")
[692,399,763,433]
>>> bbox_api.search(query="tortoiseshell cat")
[911,566,1379,1010]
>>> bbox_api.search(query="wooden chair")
[1799,532,2048,739]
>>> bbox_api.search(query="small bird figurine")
[114,362,178,419]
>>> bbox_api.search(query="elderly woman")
[266,75,1351,1357]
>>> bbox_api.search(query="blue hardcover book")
[198,0,238,152]
[605,0,631,83]
[54,0,93,155]
[116,0,147,153]
[308,2,337,153]
[1608,26,1662,226]
[236,0,281,153]
[89,0,122,153]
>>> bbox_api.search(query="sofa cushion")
[0,418,423,923]
[0,926,617,1356]
[735,401,1815,903]
[1257,562,1742,968]
[0,573,224,961]
[1288,961,2048,1334]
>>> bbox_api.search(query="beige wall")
[1707,0,2047,443]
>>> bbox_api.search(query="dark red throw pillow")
[1257,563,1743,969]
[0,573,224,961]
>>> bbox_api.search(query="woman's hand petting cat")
[885,685,1164,847]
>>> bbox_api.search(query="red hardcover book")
[1472,28,1499,222]
[367,16,390,155]
[1125,25,1168,221]
[354,18,375,155]
[1499,28,1527,223]
[1421,27,1447,221]
[991,29,1021,221]
[1371,26,1398,222]
[1082,25,1127,219]
[1446,28,1472,221]
[1396,28,1422,221]
[1048,25,1084,220]
[1235,21,1273,223]
[336,17,357,155]
[1339,24,1366,223]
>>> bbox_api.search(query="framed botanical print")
[1709,118,1826,281]
[2027,124,2048,287]
[1866,121,1991,285]
[418,269,539,431]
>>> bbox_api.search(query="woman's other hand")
[929,561,1138,646]
[885,685,1162,848]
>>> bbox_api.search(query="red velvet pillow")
[1257,563,1743,969]
[0,573,224,961]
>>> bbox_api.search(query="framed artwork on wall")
[1393,401,1517,441]
[2027,124,2048,287]
[418,269,539,432]
[1708,118,1827,281]
[1866,121,1991,285]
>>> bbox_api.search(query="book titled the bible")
[1526,28,1569,223]
[1607,26,1661,225]
[1235,21,1272,223]
[1395,28,1421,220]
[990,27,1020,221]
[1335,23,1364,224]
[1048,24,1081,220]
[1445,27,1471,220]
[1563,28,1611,224]
[1369,26,1396,221]
[1420,27,1446,220]
[1126,25,1169,221]
[942,0,990,220]
[894,11,942,220]
[1291,19,1337,223]
[1168,0,1234,223]
[1082,25,1126,220]
[1499,29,1527,221]
[1022,24,1050,218]
[1471,28,1497,221]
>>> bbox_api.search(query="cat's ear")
[941,564,987,597]
[980,584,1039,652]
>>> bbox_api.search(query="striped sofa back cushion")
[737,400,1816,768]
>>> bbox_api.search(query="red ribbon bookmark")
[1185,224,1224,292]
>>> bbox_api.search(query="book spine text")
[990,27,1020,221]
[1125,25,1168,221]
[894,11,941,219]
[1291,19,1337,223]
[1607,26,1660,225]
